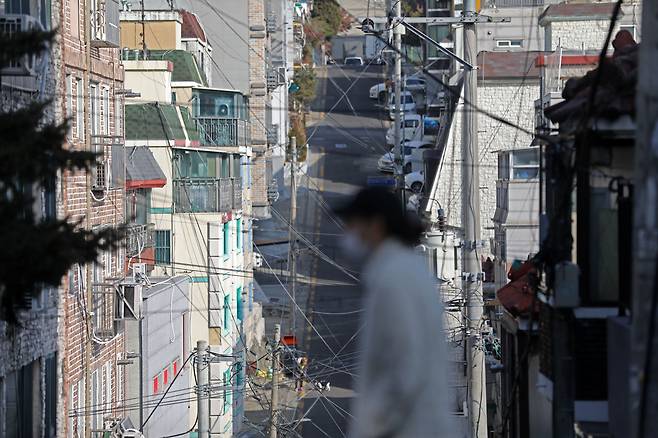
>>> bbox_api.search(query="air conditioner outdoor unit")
[115,282,142,320]
[0,14,45,76]
[132,263,147,281]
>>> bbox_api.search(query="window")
[163,367,169,386]
[5,361,39,438]
[496,39,523,49]
[236,287,243,321]
[76,78,84,139]
[223,294,230,331]
[89,82,99,135]
[173,358,179,376]
[403,119,419,128]
[115,96,122,136]
[91,369,100,431]
[102,88,110,135]
[428,0,450,9]
[155,230,171,264]
[223,369,232,411]
[104,361,112,410]
[223,222,230,256]
[66,75,73,119]
[103,249,112,278]
[511,149,539,179]
[236,218,242,251]
[153,375,159,394]
[116,353,124,405]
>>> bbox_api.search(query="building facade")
[0,0,60,436]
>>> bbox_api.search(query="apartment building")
[0,3,59,436]
[58,0,129,435]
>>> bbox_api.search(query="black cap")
[335,187,423,245]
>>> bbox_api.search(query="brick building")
[59,0,127,436]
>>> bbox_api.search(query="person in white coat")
[337,187,455,438]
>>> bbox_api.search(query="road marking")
[335,143,347,149]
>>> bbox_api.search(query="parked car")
[377,141,433,173]
[388,91,417,120]
[344,56,364,66]
[386,115,439,146]
[369,82,387,100]
[405,170,424,193]
[404,76,426,92]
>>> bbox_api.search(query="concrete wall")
[544,3,642,52]
[124,60,173,103]
[124,276,191,437]
[120,14,183,51]
[477,6,547,53]
[430,80,539,242]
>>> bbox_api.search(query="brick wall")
[249,0,271,216]
[59,1,127,434]
[432,80,539,243]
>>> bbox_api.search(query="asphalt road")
[295,63,389,438]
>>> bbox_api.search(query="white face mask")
[339,231,371,262]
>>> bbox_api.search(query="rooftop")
[180,10,207,43]
[111,145,167,189]
[539,2,621,25]
[125,103,200,143]
[148,50,207,85]
[478,51,543,80]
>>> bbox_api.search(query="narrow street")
[251,62,388,437]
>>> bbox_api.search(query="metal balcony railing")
[126,223,155,256]
[174,178,242,213]
[194,117,250,147]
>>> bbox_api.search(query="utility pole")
[288,137,297,335]
[269,324,281,438]
[632,1,658,436]
[197,340,209,438]
[392,0,403,201]
[462,0,487,437]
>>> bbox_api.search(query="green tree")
[290,67,317,107]
[0,28,123,323]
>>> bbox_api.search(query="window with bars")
[155,230,171,264]
[223,294,230,331]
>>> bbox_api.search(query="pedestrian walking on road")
[337,187,455,438]
[295,355,308,392]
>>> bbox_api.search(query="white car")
[344,56,364,66]
[386,116,422,145]
[377,142,432,173]
[404,77,426,91]
[369,82,387,100]
[405,170,424,193]
[388,91,417,120]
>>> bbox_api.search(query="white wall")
[431,81,539,242]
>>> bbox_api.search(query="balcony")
[126,223,155,257]
[173,178,243,213]
[194,117,249,147]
